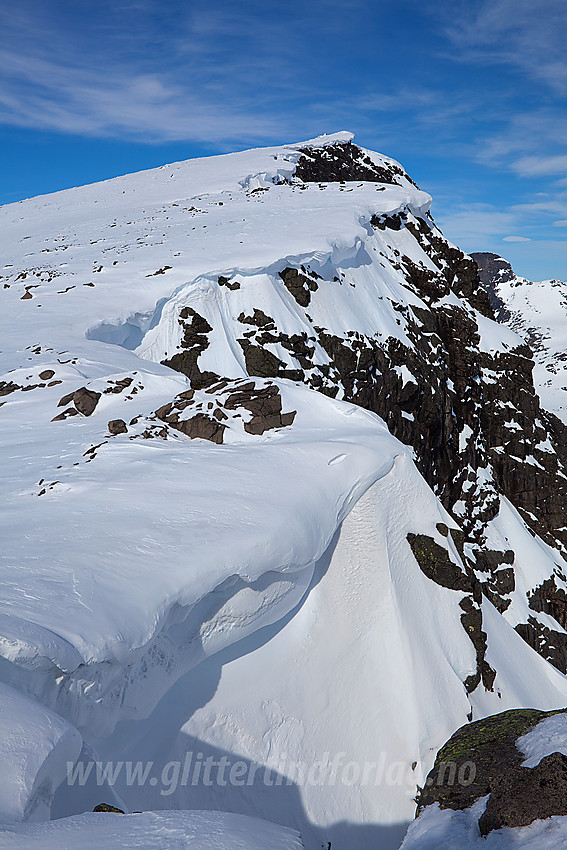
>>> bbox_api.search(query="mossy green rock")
[416,707,566,819]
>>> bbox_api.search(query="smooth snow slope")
[2,134,567,849]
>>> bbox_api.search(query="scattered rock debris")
[154,379,296,444]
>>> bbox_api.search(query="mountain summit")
[2,136,567,848]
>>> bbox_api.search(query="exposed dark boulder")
[73,387,101,416]
[479,751,567,835]
[93,803,125,813]
[416,707,564,820]
[108,419,128,435]
[176,413,225,444]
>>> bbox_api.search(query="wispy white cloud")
[441,0,567,93]
[0,1,332,144]
[511,155,567,178]
[0,48,284,142]
[503,235,531,242]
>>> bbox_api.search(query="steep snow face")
[2,136,567,849]
[94,456,567,850]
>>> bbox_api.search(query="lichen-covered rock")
[93,803,125,813]
[416,707,567,836]
[478,750,567,835]
[407,532,471,592]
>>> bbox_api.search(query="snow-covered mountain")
[2,135,567,849]
[473,251,567,425]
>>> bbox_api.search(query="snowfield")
[0,809,304,849]
[2,134,567,848]
[400,801,567,850]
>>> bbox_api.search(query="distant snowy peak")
[469,252,514,321]
[472,251,567,424]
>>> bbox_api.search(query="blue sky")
[1,0,566,280]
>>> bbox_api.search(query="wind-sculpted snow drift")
[2,134,567,848]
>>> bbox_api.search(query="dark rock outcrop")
[515,617,567,674]
[479,751,567,834]
[73,387,101,416]
[175,413,226,444]
[279,267,319,307]
[294,141,407,185]
[0,381,22,396]
[93,803,125,814]
[416,708,567,836]
[407,532,495,691]
[55,386,101,417]
[417,708,563,811]
[157,143,567,674]
[407,533,471,592]
[162,307,219,389]
[154,380,296,443]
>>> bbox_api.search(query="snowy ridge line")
[108,203,428,356]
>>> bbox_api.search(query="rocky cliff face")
[470,252,567,672]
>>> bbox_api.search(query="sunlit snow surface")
[0,810,303,849]
[2,134,567,849]
[400,800,567,850]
